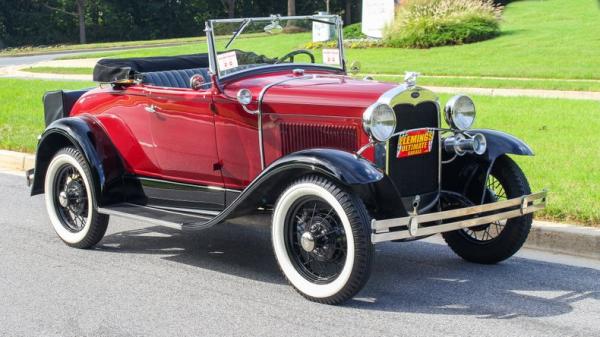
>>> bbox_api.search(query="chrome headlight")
[362,103,396,142]
[444,95,476,130]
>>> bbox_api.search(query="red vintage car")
[28,15,546,304]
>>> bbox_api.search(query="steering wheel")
[275,50,315,64]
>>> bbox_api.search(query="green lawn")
[23,67,93,75]
[374,76,600,92]
[0,79,96,152]
[58,0,600,82]
[0,78,598,226]
[0,36,205,57]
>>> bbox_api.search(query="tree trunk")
[345,0,352,24]
[223,0,235,19]
[76,0,86,44]
[287,0,296,16]
[325,0,330,13]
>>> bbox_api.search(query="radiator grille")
[280,123,359,155]
[387,102,440,195]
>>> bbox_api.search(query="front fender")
[30,116,125,205]
[443,129,534,204]
[211,148,390,222]
[469,129,534,161]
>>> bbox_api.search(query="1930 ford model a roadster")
[28,15,546,304]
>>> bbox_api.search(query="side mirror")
[190,74,206,90]
[237,89,259,114]
[237,89,252,105]
[349,61,361,75]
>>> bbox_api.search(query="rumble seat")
[142,68,211,89]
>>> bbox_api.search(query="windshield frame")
[205,14,346,82]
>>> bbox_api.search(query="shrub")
[383,0,502,48]
[343,23,365,39]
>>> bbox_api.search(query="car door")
[95,85,162,177]
[145,86,225,210]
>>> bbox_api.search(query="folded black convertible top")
[92,53,210,83]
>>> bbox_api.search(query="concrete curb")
[526,221,600,260]
[0,149,597,260]
[0,150,34,171]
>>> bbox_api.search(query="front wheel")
[442,155,533,264]
[44,147,109,248]
[272,176,373,304]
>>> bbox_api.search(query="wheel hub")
[61,179,85,214]
[300,232,315,252]
[58,191,69,207]
[300,217,338,261]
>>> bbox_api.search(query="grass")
[22,67,93,75]
[57,0,600,81]
[0,78,598,226]
[0,79,96,152]
[372,75,600,92]
[0,36,205,57]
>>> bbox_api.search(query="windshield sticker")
[322,49,340,65]
[218,51,239,71]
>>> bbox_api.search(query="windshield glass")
[210,16,343,78]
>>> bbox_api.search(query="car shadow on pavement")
[98,216,286,285]
[98,216,600,319]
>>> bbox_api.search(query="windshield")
[208,15,344,78]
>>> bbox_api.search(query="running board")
[97,203,217,231]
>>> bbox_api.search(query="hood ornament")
[404,72,420,87]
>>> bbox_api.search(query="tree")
[43,0,86,43]
[220,0,235,18]
[287,0,295,16]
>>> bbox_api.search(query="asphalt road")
[0,51,93,67]
[1,171,599,337]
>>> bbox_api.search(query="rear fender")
[442,129,534,204]
[30,116,125,205]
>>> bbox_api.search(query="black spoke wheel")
[44,147,109,248]
[284,197,347,284]
[272,176,373,305]
[53,164,89,232]
[442,155,533,264]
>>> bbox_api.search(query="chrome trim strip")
[137,176,242,194]
[371,190,547,243]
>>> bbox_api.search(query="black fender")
[30,116,125,205]
[208,148,391,222]
[442,129,533,204]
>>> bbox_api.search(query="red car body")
[70,70,391,190]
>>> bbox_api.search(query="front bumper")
[371,190,547,243]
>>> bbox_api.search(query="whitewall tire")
[272,176,372,304]
[44,147,108,248]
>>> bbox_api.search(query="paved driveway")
[0,172,599,337]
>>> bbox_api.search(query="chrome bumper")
[371,190,547,243]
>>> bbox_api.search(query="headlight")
[362,103,396,142]
[444,95,476,130]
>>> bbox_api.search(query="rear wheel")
[442,155,532,264]
[44,147,108,248]
[272,176,373,304]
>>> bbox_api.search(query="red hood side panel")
[223,72,397,117]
